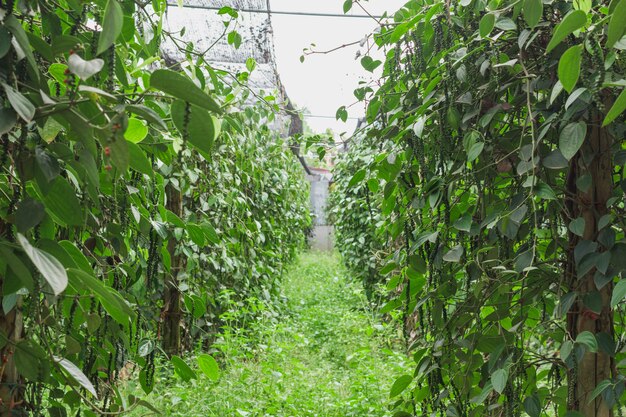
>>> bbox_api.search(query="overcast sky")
[270,0,406,136]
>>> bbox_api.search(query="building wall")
[307,173,333,251]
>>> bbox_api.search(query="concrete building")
[307,167,333,251]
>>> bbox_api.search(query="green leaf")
[4,15,39,81]
[558,45,583,93]
[556,292,577,318]
[560,340,574,361]
[523,0,542,28]
[336,106,348,122]
[138,340,155,357]
[171,101,218,155]
[17,233,68,296]
[197,354,220,381]
[54,356,98,398]
[443,245,464,262]
[596,333,616,355]
[109,136,129,172]
[14,340,48,382]
[611,280,626,307]
[565,87,588,109]
[227,31,242,49]
[523,394,541,417]
[126,104,168,131]
[67,269,134,328]
[576,331,598,352]
[607,0,626,48]
[536,182,556,200]
[51,35,81,56]
[97,0,124,55]
[454,215,472,233]
[361,56,382,72]
[471,381,494,404]
[343,0,353,13]
[479,13,496,38]
[139,368,154,394]
[389,374,412,398]
[491,368,508,394]
[2,83,35,122]
[0,27,10,58]
[15,198,45,233]
[187,224,205,246]
[602,88,626,126]
[245,57,256,72]
[58,241,92,273]
[192,295,206,318]
[467,142,484,162]
[542,149,569,169]
[589,379,612,403]
[127,142,152,176]
[546,11,587,53]
[35,148,60,183]
[171,356,197,382]
[569,217,585,237]
[40,117,64,143]
[124,118,148,143]
[202,224,220,244]
[68,54,104,80]
[0,107,17,135]
[559,121,586,160]
[0,245,34,293]
[151,69,222,114]
[348,169,366,188]
[495,18,517,31]
[573,0,592,13]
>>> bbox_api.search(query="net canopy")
[161,0,290,115]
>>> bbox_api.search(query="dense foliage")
[328,135,388,299]
[125,252,408,417]
[335,0,626,416]
[0,1,309,415]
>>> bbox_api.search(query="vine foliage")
[335,0,626,416]
[0,0,309,415]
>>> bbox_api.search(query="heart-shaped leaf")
[559,121,586,160]
[68,54,104,80]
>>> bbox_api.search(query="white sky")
[270,0,406,136]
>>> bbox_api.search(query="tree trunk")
[0,295,23,416]
[162,183,184,356]
[567,111,614,417]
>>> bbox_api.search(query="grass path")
[127,252,407,416]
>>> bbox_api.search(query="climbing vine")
[0,1,309,415]
[336,0,626,416]
[328,134,390,300]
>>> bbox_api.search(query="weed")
[123,252,408,416]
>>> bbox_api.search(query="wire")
[302,114,361,120]
[164,3,386,19]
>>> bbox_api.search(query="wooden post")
[162,183,184,356]
[566,110,614,417]
[0,294,23,417]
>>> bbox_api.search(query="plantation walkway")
[129,252,407,416]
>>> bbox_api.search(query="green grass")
[124,251,408,417]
